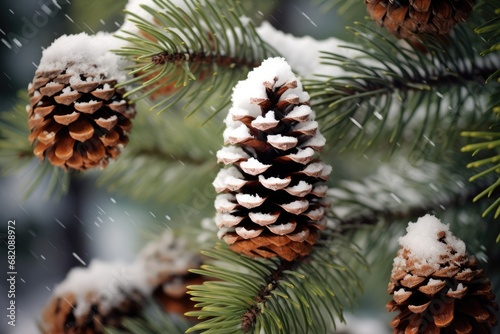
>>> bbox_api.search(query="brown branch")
[241,259,298,333]
[151,51,261,69]
[318,64,496,102]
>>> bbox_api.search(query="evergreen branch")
[186,236,363,334]
[105,300,191,334]
[115,0,276,117]
[328,153,487,227]
[97,102,221,204]
[305,21,500,157]
[0,93,70,199]
[460,0,500,219]
[313,0,369,22]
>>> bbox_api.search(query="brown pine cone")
[40,261,144,334]
[27,32,135,171]
[387,214,498,333]
[213,57,331,261]
[138,230,204,315]
[365,0,475,40]
[153,273,206,315]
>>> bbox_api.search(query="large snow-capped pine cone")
[387,215,497,333]
[40,261,145,334]
[28,32,135,171]
[365,0,475,40]
[213,57,331,262]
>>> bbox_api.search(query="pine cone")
[365,0,475,40]
[213,57,331,262]
[41,261,144,334]
[28,32,135,171]
[138,230,204,315]
[153,274,206,315]
[387,214,498,333]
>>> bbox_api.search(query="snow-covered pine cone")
[213,57,331,262]
[387,215,498,333]
[28,32,135,171]
[365,0,475,40]
[41,229,206,333]
[138,230,204,315]
[40,261,145,334]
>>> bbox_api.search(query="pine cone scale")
[54,136,75,160]
[412,0,432,12]
[68,119,94,142]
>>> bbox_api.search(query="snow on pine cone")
[213,57,331,262]
[138,230,204,315]
[41,260,146,334]
[365,0,475,40]
[41,230,203,333]
[387,214,497,333]
[28,32,135,171]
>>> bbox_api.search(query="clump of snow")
[449,283,465,293]
[239,157,271,175]
[51,229,201,319]
[215,193,237,212]
[231,58,309,113]
[301,132,326,149]
[216,146,249,164]
[224,123,253,144]
[398,214,466,268]
[95,83,112,91]
[53,260,146,317]
[60,86,74,95]
[138,230,201,286]
[286,181,312,195]
[252,111,278,125]
[267,134,298,150]
[427,278,444,286]
[256,21,363,78]
[37,32,129,84]
[45,81,63,87]
[287,147,314,160]
[236,193,265,208]
[119,0,190,36]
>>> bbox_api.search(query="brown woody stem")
[151,51,260,69]
[241,259,298,333]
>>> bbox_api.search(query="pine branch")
[305,21,500,157]
[313,0,366,22]
[97,102,221,204]
[186,235,364,334]
[104,300,191,334]
[328,153,489,227]
[0,93,70,198]
[460,0,500,220]
[115,0,276,117]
